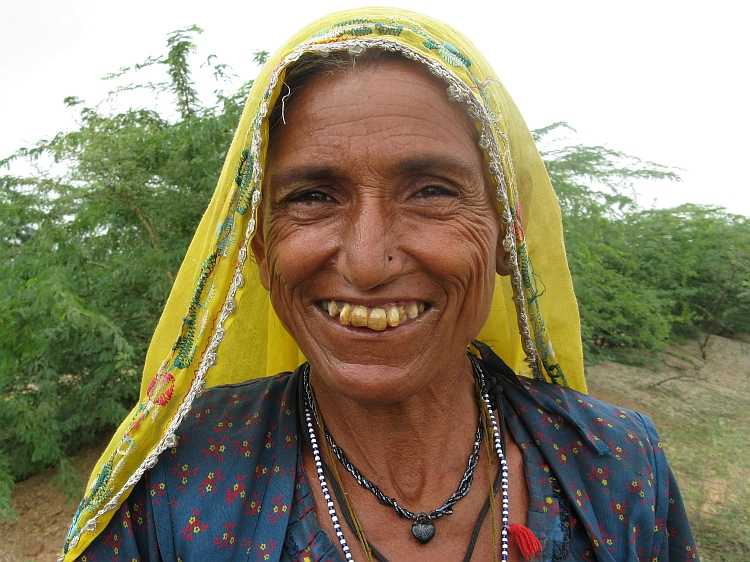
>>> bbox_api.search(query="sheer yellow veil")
[62,7,584,560]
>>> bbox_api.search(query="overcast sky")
[2,0,748,216]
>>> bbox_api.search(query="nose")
[338,198,396,290]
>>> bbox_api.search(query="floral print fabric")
[76,346,697,561]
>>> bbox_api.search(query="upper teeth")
[322,300,426,330]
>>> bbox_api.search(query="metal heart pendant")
[411,514,435,544]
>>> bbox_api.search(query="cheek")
[263,219,336,295]
[406,213,499,298]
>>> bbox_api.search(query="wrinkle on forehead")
[266,53,482,166]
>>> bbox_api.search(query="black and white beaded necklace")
[302,356,510,561]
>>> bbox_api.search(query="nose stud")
[388,256,393,261]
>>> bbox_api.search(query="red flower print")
[263,427,277,451]
[587,465,612,486]
[608,498,628,521]
[199,469,224,496]
[121,509,133,537]
[202,436,230,462]
[243,407,264,429]
[232,437,255,458]
[214,522,237,550]
[604,438,631,461]
[268,493,290,523]
[172,462,200,493]
[568,481,591,511]
[150,480,166,505]
[626,477,647,504]
[180,509,209,541]
[593,415,616,429]
[214,414,235,433]
[282,426,297,450]
[103,529,121,554]
[192,406,212,425]
[227,392,246,406]
[245,491,262,516]
[252,539,277,560]
[225,475,247,505]
[597,527,618,554]
[625,430,644,447]
[576,397,594,410]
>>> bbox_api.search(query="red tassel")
[508,523,543,560]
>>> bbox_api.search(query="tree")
[537,124,750,362]
[535,123,680,361]
[0,26,267,520]
[625,205,750,358]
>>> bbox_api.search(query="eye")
[414,183,459,199]
[287,189,335,204]
[275,187,340,222]
[407,180,462,219]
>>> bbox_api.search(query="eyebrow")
[269,166,339,190]
[393,155,478,177]
[269,155,479,190]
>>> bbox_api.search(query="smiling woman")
[254,54,503,405]
[62,7,698,562]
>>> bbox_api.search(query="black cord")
[322,460,390,562]
[462,453,503,562]
[297,359,507,561]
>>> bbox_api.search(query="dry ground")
[0,444,104,562]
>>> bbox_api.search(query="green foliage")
[0,26,258,520]
[623,206,750,356]
[536,124,750,363]
[536,123,677,360]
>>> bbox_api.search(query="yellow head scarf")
[62,7,584,560]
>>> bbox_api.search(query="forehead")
[265,58,485,187]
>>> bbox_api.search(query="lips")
[320,300,427,330]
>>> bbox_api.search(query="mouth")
[319,300,428,331]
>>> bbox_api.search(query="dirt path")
[586,334,750,420]
[0,445,104,562]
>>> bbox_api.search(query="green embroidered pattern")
[422,39,471,68]
[173,251,217,369]
[234,149,254,215]
[374,22,403,36]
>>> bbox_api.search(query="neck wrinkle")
[309,357,481,507]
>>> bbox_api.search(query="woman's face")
[252,58,506,402]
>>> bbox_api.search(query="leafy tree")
[0,27,267,520]
[625,205,750,357]
[535,123,679,361]
[537,124,750,362]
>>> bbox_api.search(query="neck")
[306,353,480,507]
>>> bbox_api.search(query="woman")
[61,8,697,562]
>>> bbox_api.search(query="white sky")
[2,0,748,216]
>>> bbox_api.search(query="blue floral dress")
[74,344,698,561]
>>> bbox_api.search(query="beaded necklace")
[304,371,482,543]
[302,356,509,561]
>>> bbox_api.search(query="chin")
[301,333,472,405]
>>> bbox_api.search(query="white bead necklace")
[303,357,509,561]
